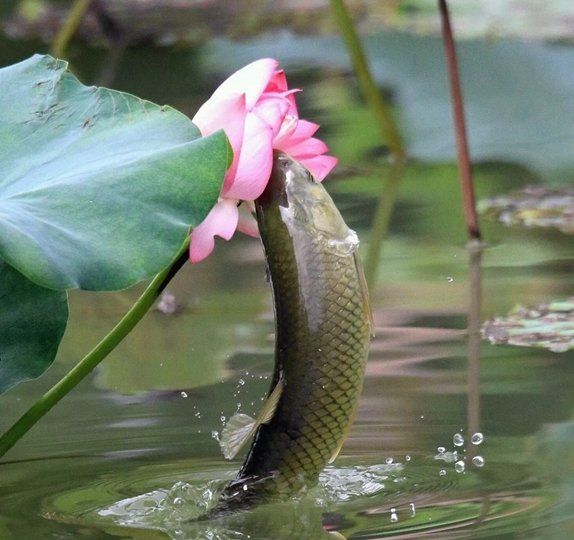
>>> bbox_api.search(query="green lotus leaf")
[0,54,229,291]
[0,259,68,393]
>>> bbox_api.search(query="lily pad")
[0,259,67,393]
[479,186,574,234]
[0,54,229,291]
[482,298,574,353]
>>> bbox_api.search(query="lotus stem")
[51,0,93,59]
[329,0,405,162]
[438,0,481,241]
[0,239,190,460]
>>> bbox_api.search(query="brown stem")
[438,0,481,240]
[466,241,482,460]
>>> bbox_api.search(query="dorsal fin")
[219,378,284,460]
[353,250,375,338]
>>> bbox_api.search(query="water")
[1,17,574,540]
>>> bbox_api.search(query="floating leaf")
[0,259,68,393]
[482,298,574,353]
[0,54,229,291]
[479,186,574,234]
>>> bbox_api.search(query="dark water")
[1,23,574,540]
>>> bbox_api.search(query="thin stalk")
[466,240,482,460]
[364,161,405,290]
[438,0,481,240]
[51,0,92,59]
[329,0,405,162]
[0,239,190,460]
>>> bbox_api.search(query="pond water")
[1,17,574,540]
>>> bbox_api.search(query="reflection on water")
[1,20,574,540]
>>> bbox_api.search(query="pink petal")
[266,70,298,115]
[273,114,298,146]
[237,204,260,238]
[192,93,247,185]
[281,137,329,159]
[192,92,246,140]
[210,59,279,110]
[266,70,288,93]
[224,113,274,200]
[253,95,290,137]
[189,199,239,263]
[297,155,338,182]
[275,119,319,149]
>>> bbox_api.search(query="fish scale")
[212,153,372,515]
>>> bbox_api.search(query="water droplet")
[453,433,464,447]
[385,457,394,464]
[390,509,398,523]
[409,503,416,516]
[172,497,184,506]
[471,432,484,445]
[455,460,465,473]
[472,456,485,467]
[439,469,446,476]
[180,391,188,398]
[238,379,245,386]
[405,455,411,462]
[437,446,446,453]
[420,415,425,419]
[211,430,219,442]
[220,415,226,423]
[447,276,454,283]
[242,484,248,491]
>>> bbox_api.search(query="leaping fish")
[210,152,372,516]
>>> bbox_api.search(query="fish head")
[258,153,358,255]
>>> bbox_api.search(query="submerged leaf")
[479,186,574,234]
[482,298,574,353]
[0,54,228,291]
[0,259,67,393]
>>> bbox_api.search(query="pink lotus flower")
[189,58,338,263]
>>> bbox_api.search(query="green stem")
[51,0,93,59]
[364,161,405,290]
[0,239,190,460]
[329,0,405,162]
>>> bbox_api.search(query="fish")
[211,152,372,516]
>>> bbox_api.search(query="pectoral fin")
[219,378,284,460]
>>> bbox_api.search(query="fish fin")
[353,250,375,338]
[258,377,284,423]
[219,379,284,460]
[220,414,257,460]
[329,397,361,464]
[328,436,346,464]
[327,532,348,540]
